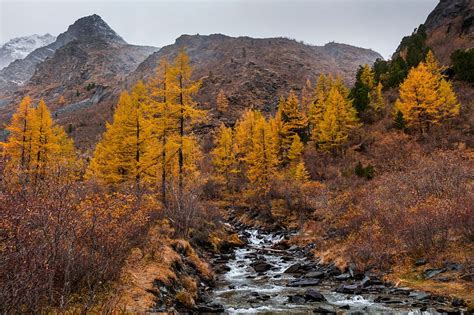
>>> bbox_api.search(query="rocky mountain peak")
[59,14,126,45]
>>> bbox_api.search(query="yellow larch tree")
[245,115,279,198]
[287,134,304,162]
[395,53,460,134]
[317,87,359,153]
[309,74,333,140]
[301,79,314,114]
[2,97,76,187]
[148,57,178,205]
[169,49,206,196]
[276,91,307,163]
[212,124,238,190]
[87,82,155,187]
[294,161,310,183]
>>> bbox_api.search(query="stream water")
[210,229,455,314]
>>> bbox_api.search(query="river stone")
[284,263,302,274]
[409,291,431,300]
[288,295,306,303]
[313,306,336,314]
[334,273,351,280]
[304,271,325,279]
[304,289,327,302]
[415,258,427,266]
[250,261,273,273]
[196,303,224,313]
[287,279,320,287]
[335,284,362,294]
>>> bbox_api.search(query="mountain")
[424,0,474,65]
[0,14,129,89]
[0,21,381,150]
[132,34,381,124]
[0,34,55,70]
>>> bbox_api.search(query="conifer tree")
[2,97,75,186]
[294,161,310,183]
[169,49,205,196]
[309,74,333,139]
[287,134,304,162]
[317,87,359,153]
[148,57,177,205]
[301,79,314,114]
[88,82,155,186]
[216,89,229,113]
[212,124,238,190]
[395,54,460,133]
[245,116,279,197]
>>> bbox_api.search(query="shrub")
[451,48,474,82]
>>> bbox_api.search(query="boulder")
[250,261,273,273]
[196,303,225,313]
[287,279,321,287]
[313,306,336,314]
[334,273,351,281]
[304,271,326,279]
[304,289,327,302]
[284,263,302,274]
[409,291,431,300]
[414,259,427,266]
[335,284,362,294]
[288,295,306,303]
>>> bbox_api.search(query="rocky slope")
[425,0,473,65]
[0,14,129,90]
[132,34,381,127]
[0,34,55,70]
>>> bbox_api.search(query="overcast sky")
[0,0,438,59]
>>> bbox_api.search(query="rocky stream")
[204,227,467,314]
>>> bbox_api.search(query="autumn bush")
[311,150,473,272]
[0,182,154,312]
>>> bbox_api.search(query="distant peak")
[65,14,126,44]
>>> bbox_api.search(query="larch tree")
[294,161,310,183]
[287,134,304,163]
[395,53,460,134]
[2,97,75,187]
[309,74,333,140]
[148,57,178,206]
[317,86,359,153]
[301,79,314,115]
[276,91,308,163]
[245,116,279,198]
[87,82,155,187]
[169,49,206,197]
[216,89,229,114]
[212,124,238,190]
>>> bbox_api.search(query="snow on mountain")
[0,34,56,69]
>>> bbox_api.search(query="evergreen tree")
[287,134,304,162]
[294,161,310,183]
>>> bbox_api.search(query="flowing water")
[210,229,450,314]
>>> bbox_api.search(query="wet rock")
[334,273,351,280]
[284,263,302,274]
[335,284,362,294]
[250,260,273,273]
[409,291,431,300]
[423,268,446,279]
[436,308,462,314]
[389,287,412,295]
[360,275,384,287]
[287,279,321,287]
[339,305,350,310]
[288,294,306,303]
[304,271,326,279]
[313,306,336,314]
[215,264,231,273]
[304,289,327,302]
[415,258,427,266]
[374,296,402,304]
[196,303,225,313]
